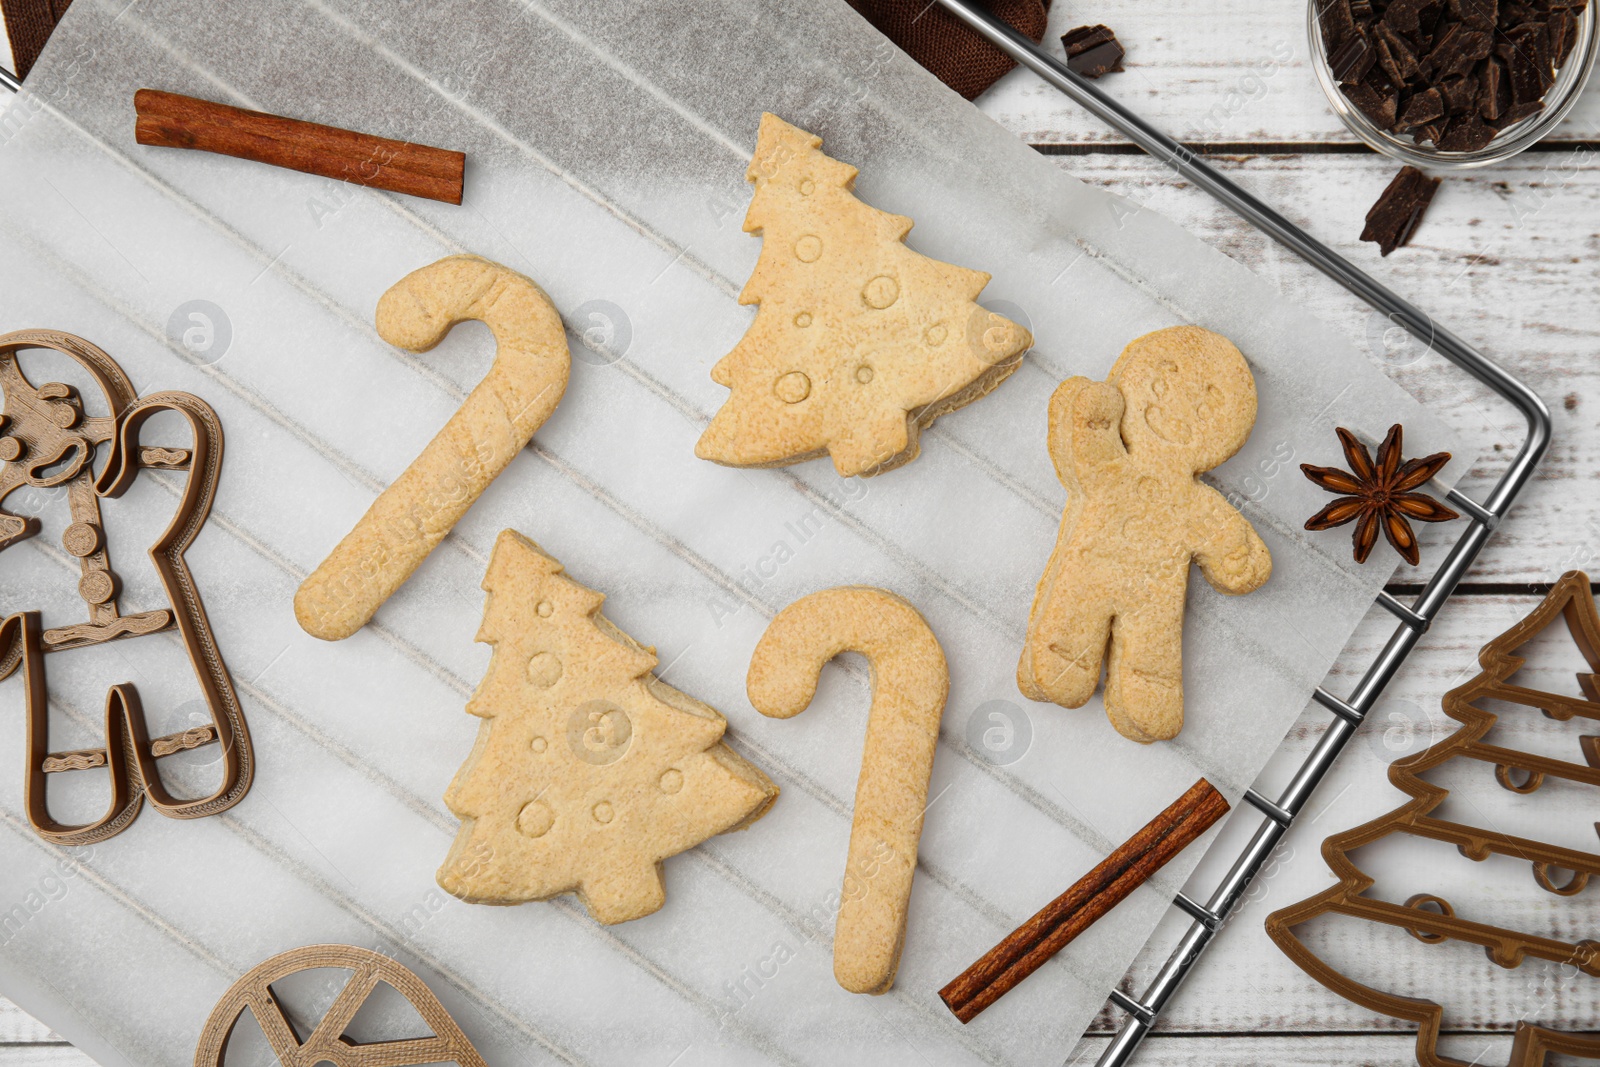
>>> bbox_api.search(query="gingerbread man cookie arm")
[1189,483,1273,595]
[295,256,570,640]
[748,587,948,995]
[1047,376,1127,491]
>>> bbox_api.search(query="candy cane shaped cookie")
[295,255,570,640]
[748,586,948,994]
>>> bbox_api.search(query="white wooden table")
[2,4,1597,1062]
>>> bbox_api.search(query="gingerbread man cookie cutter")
[0,329,252,845]
[295,255,571,640]
[748,586,948,994]
[194,944,486,1066]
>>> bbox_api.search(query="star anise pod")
[1301,424,1459,566]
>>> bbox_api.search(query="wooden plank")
[0,999,56,1045]
[975,0,1600,145]
[1035,150,1600,584]
[0,1051,90,1067]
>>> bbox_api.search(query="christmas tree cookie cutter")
[295,255,571,641]
[748,586,948,995]
[1266,571,1600,1067]
[193,944,487,1066]
[0,328,253,845]
[918,4,1554,1062]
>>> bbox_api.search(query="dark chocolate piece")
[1550,8,1577,64]
[1377,22,1423,79]
[1501,36,1548,108]
[1478,55,1509,118]
[1439,112,1496,148]
[1344,80,1400,127]
[1351,0,1375,16]
[1450,0,1499,26]
[1331,32,1379,82]
[1430,24,1493,79]
[1318,0,1360,48]
[1397,86,1447,126]
[1439,74,1479,111]
[1361,166,1441,255]
[1384,0,1433,32]
[1490,99,1547,126]
[1061,24,1126,79]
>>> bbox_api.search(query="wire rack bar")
[929,3,1552,1064]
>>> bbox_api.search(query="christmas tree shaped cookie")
[439,530,778,923]
[696,113,1032,478]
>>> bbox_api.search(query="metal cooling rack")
[931,2,1553,1064]
[0,23,1555,1064]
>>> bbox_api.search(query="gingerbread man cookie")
[1019,326,1272,743]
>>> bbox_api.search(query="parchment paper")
[0,1,1467,1064]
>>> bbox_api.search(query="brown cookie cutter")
[1267,570,1600,1067]
[0,329,252,845]
[194,944,486,1066]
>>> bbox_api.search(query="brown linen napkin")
[2,0,72,79]
[845,0,1051,100]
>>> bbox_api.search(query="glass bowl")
[1307,0,1600,169]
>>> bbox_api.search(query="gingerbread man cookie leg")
[1019,326,1271,743]
[1104,590,1187,743]
[748,586,948,994]
[295,256,571,641]
[1019,378,1126,707]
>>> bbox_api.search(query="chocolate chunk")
[1331,33,1380,82]
[1352,0,1376,16]
[1318,0,1360,48]
[1362,166,1441,256]
[1344,80,1400,127]
[1397,86,1447,126]
[1376,22,1423,78]
[1510,22,1556,90]
[1417,119,1447,143]
[1491,99,1547,125]
[1062,25,1126,78]
[1439,74,1479,110]
[1450,0,1499,27]
[1500,36,1548,107]
[1365,62,1401,95]
[1439,112,1496,148]
[1550,8,1577,63]
[1384,0,1433,32]
[1478,55,1509,117]
[1430,24,1493,78]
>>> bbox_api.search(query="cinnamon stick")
[134,89,465,205]
[939,777,1230,1023]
